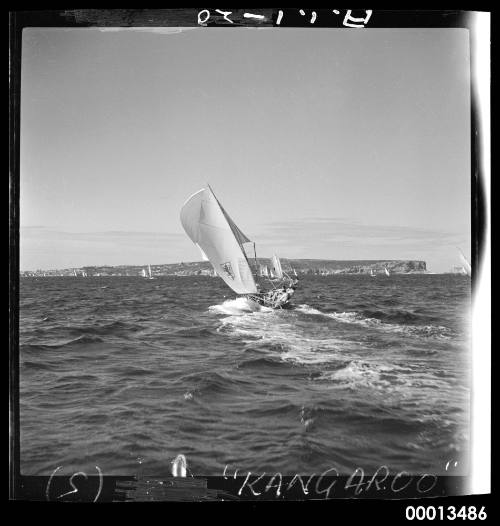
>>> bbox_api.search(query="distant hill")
[276,259,426,274]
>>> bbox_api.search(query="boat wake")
[215,308,361,365]
[210,301,460,396]
[295,304,453,340]
[215,310,428,393]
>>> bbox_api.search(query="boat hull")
[247,287,296,310]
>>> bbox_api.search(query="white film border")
[468,10,491,496]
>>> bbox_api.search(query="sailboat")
[270,254,283,281]
[370,269,376,277]
[384,266,390,277]
[457,248,472,277]
[146,264,155,280]
[141,268,147,278]
[180,185,298,309]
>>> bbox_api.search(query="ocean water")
[19,274,471,476]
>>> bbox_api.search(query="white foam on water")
[317,360,398,389]
[295,304,453,339]
[208,297,266,316]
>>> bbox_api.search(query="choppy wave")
[21,334,104,352]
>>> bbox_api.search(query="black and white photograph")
[10,9,490,505]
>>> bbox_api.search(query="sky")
[20,27,471,272]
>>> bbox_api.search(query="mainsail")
[180,186,258,294]
[271,254,284,279]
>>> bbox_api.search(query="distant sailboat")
[270,254,284,280]
[147,264,155,280]
[457,248,471,277]
[384,266,390,277]
[141,268,147,278]
[258,264,269,278]
[180,185,298,309]
[370,269,376,277]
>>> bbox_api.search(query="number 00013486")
[405,506,487,521]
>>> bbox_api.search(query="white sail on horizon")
[457,248,472,277]
[180,186,258,295]
[271,254,284,279]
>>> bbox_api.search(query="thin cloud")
[250,218,468,266]
[257,217,465,245]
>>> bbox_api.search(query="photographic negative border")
[9,8,490,504]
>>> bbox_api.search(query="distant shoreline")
[19,258,435,277]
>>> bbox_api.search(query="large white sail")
[180,186,258,294]
[197,244,209,261]
[271,254,284,279]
